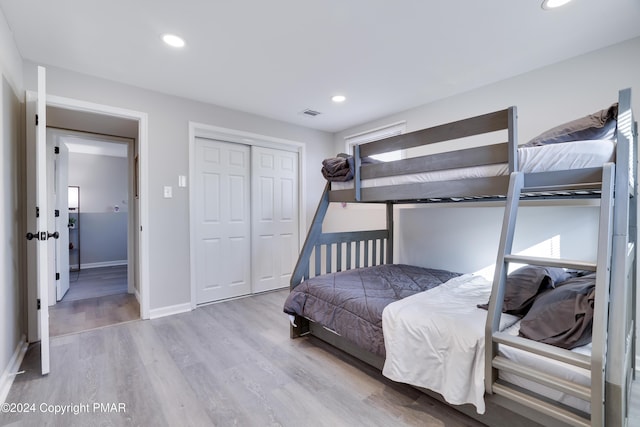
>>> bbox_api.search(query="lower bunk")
[285,264,597,427]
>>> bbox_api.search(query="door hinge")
[55,209,60,217]
[35,114,38,126]
[54,146,60,154]
[56,272,60,281]
[36,206,40,218]
[37,299,41,310]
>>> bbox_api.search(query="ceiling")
[2,0,640,133]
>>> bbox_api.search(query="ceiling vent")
[301,109,322,117]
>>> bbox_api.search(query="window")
[344,121,406,162]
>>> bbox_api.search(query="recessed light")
[162,34,185,48]
[331,95,347,103]
[541,0,572,10]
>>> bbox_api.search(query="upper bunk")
[327,89,633,205]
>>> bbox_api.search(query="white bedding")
[382,274,593,414]
[332,139,615,191]
[381,274,520,413]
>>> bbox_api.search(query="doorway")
[46,130,139,336]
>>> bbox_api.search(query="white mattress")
[381,274,593,415]
[332,139,615,191]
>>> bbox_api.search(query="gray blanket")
[283,264,461,356]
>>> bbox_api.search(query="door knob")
[26,231,59,240]
[25,232,39,240]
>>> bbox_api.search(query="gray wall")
[329,37,640,360]
[68,152,128,267]
[0,7,25,397]
[329,37,640,272]
[22,62,335,312]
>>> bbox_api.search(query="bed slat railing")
[351,107,517,202]
[359,108,513,157]
[361,143,510,179]
[291,185,394,290]
[309,233,388,276]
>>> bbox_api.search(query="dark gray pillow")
[519,274,596,349]
[502,265,571,315]
[478,265,571,315]
[523,103,618,147]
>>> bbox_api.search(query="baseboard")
[78,260,128,270]
[149,302,192,319]
[0,335,28,404]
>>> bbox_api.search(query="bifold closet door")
[194,138,251,304]
[251,146,299,293]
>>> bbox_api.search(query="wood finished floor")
[50,265,138,337]
[4,289,639,427]
[4,290,485,427]
[63,265,128,302]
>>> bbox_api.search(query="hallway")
[50,265,138,336]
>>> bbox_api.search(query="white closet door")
[251,146,299,293]
[194,138,251,304]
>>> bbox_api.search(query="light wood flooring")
[50,265,139,337]
[4,290,485,427]
[63,265,128,302]
[3,289,639,426]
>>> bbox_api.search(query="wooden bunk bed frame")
[289,88,637,427]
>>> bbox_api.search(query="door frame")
[40,94,150,319]
[47,128,135,295]
[188,122,306,309]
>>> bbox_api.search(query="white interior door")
[194,138,251,304]
[48,134,70,301]
[251,146,299,293]
[26,66,51,375]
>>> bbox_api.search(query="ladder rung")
[493,332,591,370]
[492,383,590,427]
[504,255,596,271]
[492,356,591,401]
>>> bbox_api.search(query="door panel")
[251,146,299,293]
[195,139,251,303]
[37,66,51,375]
[26,66,51,374]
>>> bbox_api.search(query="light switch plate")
[178,175,187,188]
[163,186,173,198]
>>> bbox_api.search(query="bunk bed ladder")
[485,164,616,427]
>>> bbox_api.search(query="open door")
[25,66,52,375]
[47,131,70,301]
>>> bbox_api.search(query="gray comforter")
[283,264,461,356]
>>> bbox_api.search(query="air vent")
[302,109,322,117]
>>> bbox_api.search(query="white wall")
[331,37,640,268]
[68,152,128,214]
[0,7,25,401]
[22,62,335,311]
[331,36,640,363]
[68,152,128,267]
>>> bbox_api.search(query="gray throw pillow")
[519,274,596,349]
[478,265,571,316]
[523,103,618,147]
[502,265,571,316]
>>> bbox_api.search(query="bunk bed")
[284,88,637,427]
